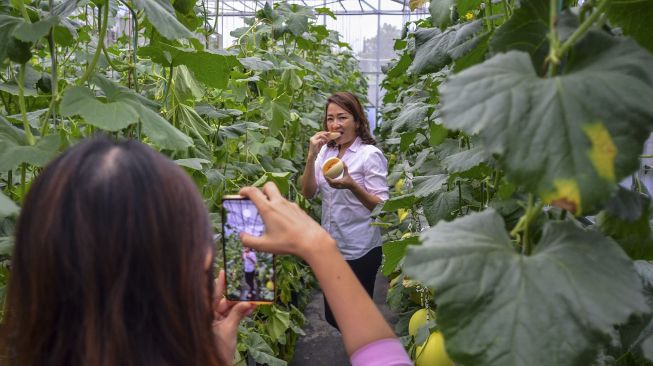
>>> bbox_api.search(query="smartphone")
[221,195,275,303]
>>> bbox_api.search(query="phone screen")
[221,197,275,303]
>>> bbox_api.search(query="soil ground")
[288,273,399,366]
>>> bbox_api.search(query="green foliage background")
[378,0,653,365]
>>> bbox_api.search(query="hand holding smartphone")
[221,195,275,303]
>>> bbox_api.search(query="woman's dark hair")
[322,92,376,148]
[2,137,220,366]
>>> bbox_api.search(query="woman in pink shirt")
[300,92,389,330]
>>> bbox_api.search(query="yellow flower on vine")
[465,11,474,20]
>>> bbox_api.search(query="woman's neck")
[338,138,355,157]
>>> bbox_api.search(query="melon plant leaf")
[382,236,420,276]
[391,102,430,133]
[606,0,653,52]
[245,332,287,366]
[131,0,193,40]
[264,95,291,136]
[409,20,484,75]
[175,158,209,170]
[413,174,447,198]
[138,44,238,89]
[0,134,60,172]
[489,0,549,73]
[239,56,275,72]
[13,15,60,43]
[429,0,455,29]
[90,75,192,150]
[440,32,653,214]
[422,188,459,225]
[442,145,487,173]
[0,15,23,63]
[0,190,18,218]
[60,86,139,131]
[404,209,649,366]
[452,30,491,72]
[457,0,482,15]
[380,195,417,212]
[131,112,192,153]
[596,187,653,260]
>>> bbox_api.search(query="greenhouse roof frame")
[214,0,428,16]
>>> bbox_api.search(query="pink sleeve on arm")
[350,338,413,366]
[363,149,389,201]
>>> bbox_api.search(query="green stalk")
[131,7,139,93]
[17,0,31,22]
[18,64,36,145]
[486,0,494,30]
[101,43,128,72]
[555,0,610,59]
[7,171,13,200]
[20,164,27,199]
[547,0,560,73]
[77,2,110,85]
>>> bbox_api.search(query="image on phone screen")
[222,197,275,302]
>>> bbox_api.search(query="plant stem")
[552,0,610,62]
[47,13,58,130]
[131,7,139,93]
[547,0,561,73]
[17,0,31,22]
[20,164,27,199]
[18,64,36,146]
[7,171,13,200]
[77,1,110,85]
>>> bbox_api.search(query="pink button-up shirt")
[314,137,389,260]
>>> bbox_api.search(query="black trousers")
[324,246,382,330]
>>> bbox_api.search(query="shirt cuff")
[350,338,413,366]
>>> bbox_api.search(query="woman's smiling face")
[326,103,358,145]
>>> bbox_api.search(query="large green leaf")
[597,187,653,260]
[0,15,23,63]
[413,174,448,198]
[409,20,484,75]
[263,94,291,136]
[489,0,549,73]
[131,0,193,40]
[422,188,459,225]
[490,0,578,74]
[239,56,275,72]
[0,134,60,171]
[442,146,487,173]
[13,15,60,43]
[440,32,653,214]
[606,0,653,52]
[0,191,18,218]
[390,102,430,133]
[245,332,287,366]
[138,44,238,89]
[60,86,138,131]
[404,209,649,366]
[382,236,420,276]
[430,0,455,29]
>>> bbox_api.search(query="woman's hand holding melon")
[324,160,355,190]
[239,182,336,262]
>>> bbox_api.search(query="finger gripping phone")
[221,195,275,303]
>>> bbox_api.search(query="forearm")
[303,235,396,355]
[300,157,318,198]
[348,182,382,211]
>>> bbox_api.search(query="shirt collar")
[346,136,363,153]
